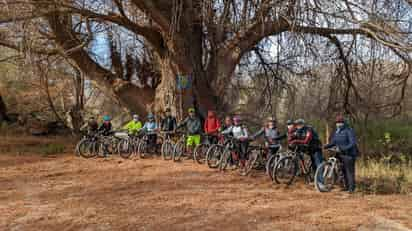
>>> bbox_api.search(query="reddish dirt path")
[0,153,411,231]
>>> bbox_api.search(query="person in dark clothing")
[161,108,177,133]
[252,117,285,156]
[80,117,99,135]
[286,119,296,145]
[289,119,324,173]
[324,115,358,193]
[97,115,113,157]
[98,115,113,136]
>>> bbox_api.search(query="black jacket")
[161,116,177,132]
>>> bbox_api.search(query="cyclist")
[324,115,358,193]
[123,114,142,135]
[161,108,177,133]
[142,113,158,149]
[176,108,202,155]
[252,117,285,156]
[80,116,99,135]
[204,110,221,144]
[221,115,249,171]
[287,119,296,144]
[289,119,324,172]
[98,115,113,136]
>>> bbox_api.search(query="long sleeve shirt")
[222,125,248,140]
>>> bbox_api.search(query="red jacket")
[287,126,296,144]
[204,111,221,134]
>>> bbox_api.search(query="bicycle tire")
[194,143,209,164]
[138,141,148,159]
[265,154,280,180]
[314,161,336,192]
[78,139,98,158]
[219,148,231,171]
[118,139,133,159]
[273,155,298,185]
[242,150,259,176]
[173,140,185,162]
[161,140,174,160]
[206,144,223,168]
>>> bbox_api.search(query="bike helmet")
[103,115,111,122]
[233,115,241,123]
[147,113,155,119]
[133,114,139,120]
[266,116,276,122]
[294,118,305,125]
[188,108,195,113]
[287,119,294,125]
[165,108,171,112]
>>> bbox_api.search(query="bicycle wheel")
[161,140,174,160]
[118,139,133,159]
[314,161,336,192]
[194,143,209,164]
[206,144,223,168]
[219,148,231,171]
[242,150,259,176]
[173,140,185,162]
[300,154,314,184]
[78,139,97,158]
[273,156,298,185]
[138,141,148,159]
[266,154,280,180]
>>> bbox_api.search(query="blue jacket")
[325,124,358,157]
[143,121,158,134]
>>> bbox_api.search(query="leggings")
[235,140,249,160]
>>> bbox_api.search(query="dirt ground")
[1,151,411,231]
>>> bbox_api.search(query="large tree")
[0,0,411,116]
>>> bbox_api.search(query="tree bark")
[0,93,8,123]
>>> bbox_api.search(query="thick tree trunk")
[0,93,8,123]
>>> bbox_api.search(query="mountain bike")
[172,133,190,162]
[193,134,216,164]
[272,145,314,185]
[265,145,288,180]
[160,131,177,160]
[314,147,346,192]
[218,137,240,171]
[76,133,100,158]
[206,135,228,168]
[138,132,161,159]
[118,132,141,159]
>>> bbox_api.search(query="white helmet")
[133,114,139,120]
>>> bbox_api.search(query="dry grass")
[357,159,412,195]
[0,132,75,156]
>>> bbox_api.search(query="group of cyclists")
[80,107,358,194]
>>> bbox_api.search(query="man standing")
[204,110,221,144]
[289,119,324,173]
[324,115,358,193]
[161,108,177,132]
[177,108,202,155]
